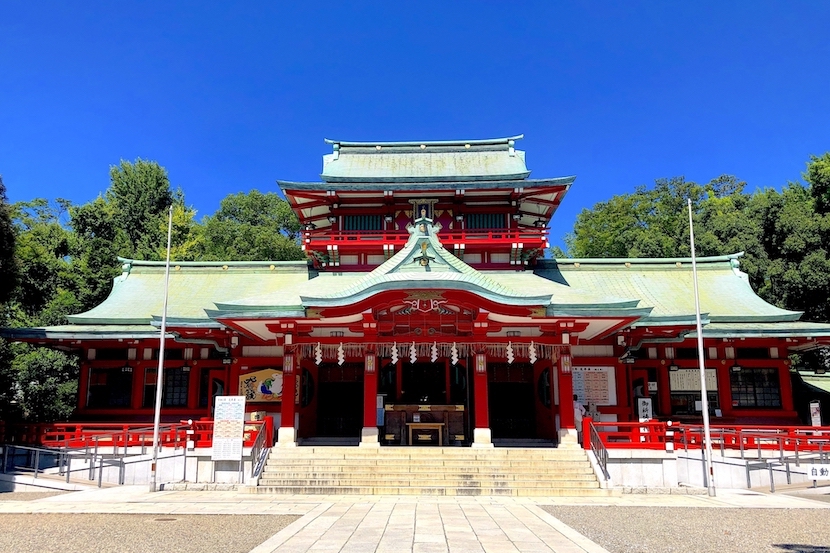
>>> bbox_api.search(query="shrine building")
[7,135,830,448]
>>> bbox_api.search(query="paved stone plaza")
[2,485,830,552]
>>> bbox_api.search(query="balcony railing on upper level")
[304,228,548,247]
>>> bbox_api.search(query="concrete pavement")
[2,485,829,553]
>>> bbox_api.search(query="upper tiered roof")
[319,135,531,183]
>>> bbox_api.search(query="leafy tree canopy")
[197,190,304,261]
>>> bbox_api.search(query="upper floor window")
[343,215,383,231]
[465,213,506,230]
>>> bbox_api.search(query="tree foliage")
[0,176,19,304]
[563,154,830,323]
[197,190,303,261]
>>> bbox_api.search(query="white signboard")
[572,366,617,406]
[805,464,830,480]
[637,398,653,422]
[669,368,717,391]
[212,395,246,461]
[810,401,822,427]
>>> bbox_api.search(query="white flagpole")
[150,205,174,493]
[688,198,716,496]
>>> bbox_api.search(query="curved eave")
[324,135,525,147]
[631,314,710,327]
[1,326,167,341]
[551,300,642,310]
[206,308,306,320]
[150,317,223,328]
[546,306,653,318]
[302,278,552,308]
[279,176,575,192]
[689,322,830,339]
[709,314,804,323]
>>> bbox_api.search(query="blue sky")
[1,1,828,250]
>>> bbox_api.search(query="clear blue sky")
[2,1,828,250]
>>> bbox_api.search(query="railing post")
[768,461,775,493]
[33,449,40,479]
[98,457,104,488]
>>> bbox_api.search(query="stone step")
[269,446,586,456]
[249,485,616,497]
[256,445,602,496]
[258,477,601,488]
[262,461,595,471]
[262,467,594,479]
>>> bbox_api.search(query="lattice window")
[730,367,781,408]
[163,367,190,407]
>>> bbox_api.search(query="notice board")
[211,395,246,461]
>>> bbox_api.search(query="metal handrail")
[249,423,270,479]
[587,420,610,480]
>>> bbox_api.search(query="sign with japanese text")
[211,395,245,461]
[805,464,830,480]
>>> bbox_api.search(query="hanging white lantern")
[450,342,459,365]
[409,341,417,364]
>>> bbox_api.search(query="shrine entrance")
[401,362,447,404]
[487,362,537,439]
[316,362,363,437]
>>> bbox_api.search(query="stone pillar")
[278,349,297,447]
[557,348,578,446]
[472,352,493,448]
[361,352,380,447]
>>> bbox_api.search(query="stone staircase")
[253,445,615,496]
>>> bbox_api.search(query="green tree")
[197,190,304,261]
[561,155,830,322]
[0,176,21,422]
[106,159,175,259]
[0,176,19,303]
[10,347,78,422]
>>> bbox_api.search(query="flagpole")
[150,205,174,492]
[688,198,716,496]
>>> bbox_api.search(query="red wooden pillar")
[78,362,91,411]
[278,349,297,447]
[472,352,493,447]
[361,352,380,447]
[558,348,578,445]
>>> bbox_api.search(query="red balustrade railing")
[586,418,830,454]
[2,419,271,450]
[304,228,548,246]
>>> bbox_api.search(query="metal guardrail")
[249,422,271,479]
[1,444,130,487]
[587,421,610,480]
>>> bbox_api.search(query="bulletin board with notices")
[572,366,617,406]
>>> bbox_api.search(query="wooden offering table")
[406,422,445,445]
[383,404,466,446]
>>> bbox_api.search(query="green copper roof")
[536,254,803,325]
[66,258,310,325]
[320,135,532,183]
